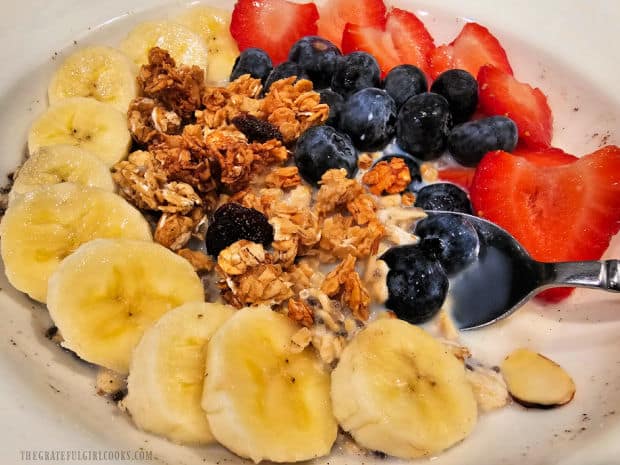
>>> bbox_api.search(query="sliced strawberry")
[341,23,401,76]
[317,0,387,48]
[386,8,435,76]
[341,8,434,77]
[478,65,553,148]
[470,146,620,303]
[230,0,319,64]
[438,166,476,191]
[512,147,577,166]
[429,22,512,80]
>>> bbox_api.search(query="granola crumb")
[420,162,439,182]
[287,298,314,327]
[177,248,214,272]
[401,191,416,207]
[289,326,312,353]
[264,166,302,189]
[362,158,412,195]
[321,255,370,321]
[357,153,373,170]
[95,368,127,397]
[218,240,266,275]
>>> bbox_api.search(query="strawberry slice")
[386,8,435,76]
[317,0,387,48]
[341,23,401,76]
[438,148,577,192]
[438,166,476,191]
[512,147,577,166]
[341,8,435,77]
[470,146,620,303]
[429,22,512,80]
[230,0,319,64]
[478,65,553,148]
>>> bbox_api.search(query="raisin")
[206,203,274,257]
[232,114,283,143]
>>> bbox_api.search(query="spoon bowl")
[428,211,620,330]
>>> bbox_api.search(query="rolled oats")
[465,365,510,412]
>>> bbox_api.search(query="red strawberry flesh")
[341,23,401,77]
[385,8,435,76]
[230,0,319,64]
[429,22,512,80]
[478,65,553,148]
[317,0,387,48]
[470,147,620,302]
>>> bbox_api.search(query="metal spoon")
[430,211,620,330]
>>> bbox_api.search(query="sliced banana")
[120,20,209,71]
[203,307,338,463]
[47,239,205,374]
[331,319,478,459]
[1,184,151,303]
[125,302,234,444]
[27,97,131,166]
[9,145,114,204]
[175,6,239,84]
[48,46,138,112]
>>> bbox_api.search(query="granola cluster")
[113,48,328,252]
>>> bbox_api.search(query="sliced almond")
[501,348,576,409]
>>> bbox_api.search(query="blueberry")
[263,61,308,92]
[383,64,428,109]
[230,48,273,84]
[414,213,480,275]
[430,69,479,124]
[294,125,358,184]
[206,203,274,257]
[448,116,518,167]
[396,92,452,160]
[288,36,342,89]
[414,183,472,214]
[331,52,381,97]
[381,245,448,324]
[338,88,397,152]
[374,154,422,190]
[319,89,344,127]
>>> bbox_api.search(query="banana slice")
[203,307,338,463]
[1,184,151,303]
[120,20,209,71]
[9,145,114,204]
[175,6,239,84]
[47,239,205,374]
[124,301,234,444]
[27,97,131,166]
[48,46,138,112]
[331,318,478,459]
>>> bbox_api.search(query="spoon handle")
[542,260,619,292]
